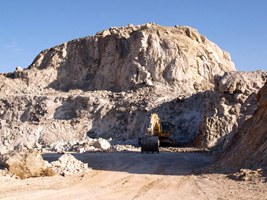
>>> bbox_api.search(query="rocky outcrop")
[2,150,56,179]
[214,81,267,172]
[194,70,267,149]
[12,23,235,93]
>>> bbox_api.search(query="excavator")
[138,113,173,153]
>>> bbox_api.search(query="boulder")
[15,66,23,72]
[93,138,111,151]
[3,150,56,179]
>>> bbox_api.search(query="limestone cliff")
[14,23,235,93]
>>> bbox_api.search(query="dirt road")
[0,150,266,200]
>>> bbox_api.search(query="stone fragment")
[145,79,154,87]
[227,169,264,181]
[3,150,56,179]
[93,138,111,151]
[16,66,23,71]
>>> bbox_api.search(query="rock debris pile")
[194,70,267,149]
[50,137,111,153]
[50,153,90,176]
[0,150,90,178]
[227,168,265,182]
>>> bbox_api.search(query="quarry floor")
[0,149,266,200]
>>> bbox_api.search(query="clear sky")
[0,0,266,73]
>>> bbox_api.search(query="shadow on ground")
[42,149,214,176]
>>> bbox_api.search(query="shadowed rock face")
[194,70,267,149]
[214,81,267,173]
[16,23,235,92]
[0,23,266,155]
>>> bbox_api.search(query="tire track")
[132,177,164,199]
[192,175,210,200]
[107,174,134,187]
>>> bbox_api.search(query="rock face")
[0,23,266,156]
[214,81,267,173]
[2,150,56,179]
[14,23,235,93]
[194,70,267,149]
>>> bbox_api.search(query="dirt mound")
[50,153,90,176]
[0,150,91,178]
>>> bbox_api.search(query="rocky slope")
[194,70,267,149]
[214,81,267,173]
[10,23,235,93]
[0,23,266,155]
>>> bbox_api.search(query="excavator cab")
[160,121,170,137]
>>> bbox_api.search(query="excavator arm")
[148,113,160,136]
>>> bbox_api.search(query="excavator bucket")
[141,136,159,153]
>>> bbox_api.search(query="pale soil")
[0,149,266,200]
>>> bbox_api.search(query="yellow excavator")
[139,113,173,153]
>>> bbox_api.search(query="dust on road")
[0,150,266,200]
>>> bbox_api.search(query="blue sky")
[0,0,266,73]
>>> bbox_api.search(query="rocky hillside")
[214,81,267,172]
[0,23,266,154]
[10,23,234,93]
[194,70,267,149]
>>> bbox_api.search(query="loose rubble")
[49,137,111,153]
[227,168,266,182]
[50,153,90,176]
[0,150,91,178]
